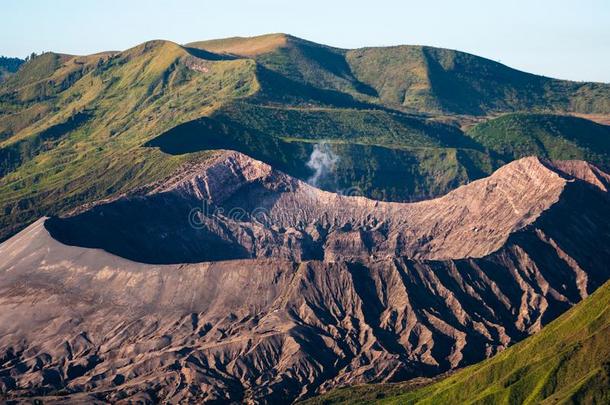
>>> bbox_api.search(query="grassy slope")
[302,279,610,404]
[190,34,610,116]
[188,33,289,57]
[0,40,259,239]
[190,34,368,98]
[467,113,610,170]
[347,46,610,115]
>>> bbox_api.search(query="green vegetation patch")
[467,113,610,170]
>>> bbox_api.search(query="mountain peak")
[187,33,292,57]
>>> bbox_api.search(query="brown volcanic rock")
[45,152,571,264]
[0,153,609,403]
[549,159,610,192]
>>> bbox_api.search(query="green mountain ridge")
[302,278,610,404]
[190,33,610,115]
[0,34,609,241]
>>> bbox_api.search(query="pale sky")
[2,0,609,82]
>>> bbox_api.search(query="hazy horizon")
[2,0,609,83]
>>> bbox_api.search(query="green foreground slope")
[303,279,610,404]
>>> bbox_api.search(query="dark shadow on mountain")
[44,194,254,264]
[145,116,313,179]
[287,37,379,97]
[254,65,377,109]
[182,47,237,61]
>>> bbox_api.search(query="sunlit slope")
[190,34,610,115]
[347,45,610,115]
[0,40,259,239]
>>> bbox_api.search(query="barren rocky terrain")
[1,152,609,403]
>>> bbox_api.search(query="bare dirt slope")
[1,152,609,404]
[46,152,574,263]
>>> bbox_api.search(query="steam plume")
[306,143,339,187]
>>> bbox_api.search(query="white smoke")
[306,142,339,187]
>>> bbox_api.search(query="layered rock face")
[1,152,609,404]
[47,152,572,263]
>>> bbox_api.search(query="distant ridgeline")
[1,33,610,240]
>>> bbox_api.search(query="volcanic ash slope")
[1,152,610,404]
